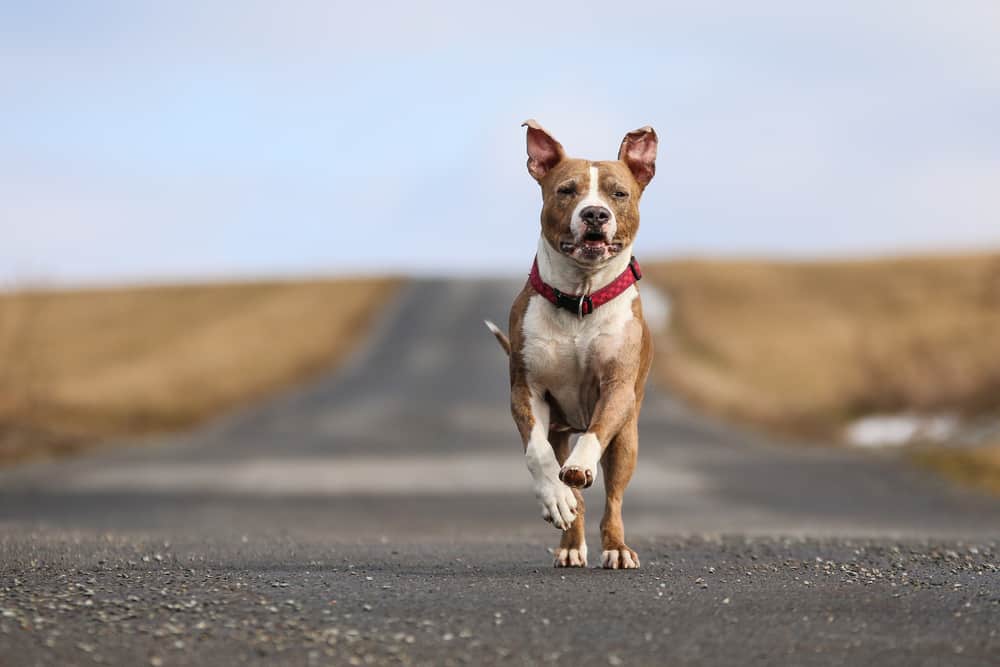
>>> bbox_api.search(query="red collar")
[529,255,642,317]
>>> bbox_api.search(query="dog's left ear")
[618,126,658,188]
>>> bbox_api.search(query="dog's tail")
[483,320,511,356]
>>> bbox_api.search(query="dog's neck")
[536,237,635,296]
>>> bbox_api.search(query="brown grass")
[912,445,1000,495]
[644,253,1000,439]
[0,278,398,464]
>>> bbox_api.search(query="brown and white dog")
[485,120,657,569]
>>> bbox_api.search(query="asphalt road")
[2,279,999,666]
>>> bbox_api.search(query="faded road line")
[59,454,706,497]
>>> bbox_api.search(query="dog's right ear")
[523,119,565,181]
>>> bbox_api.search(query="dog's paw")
[553,543,588,568]
[533,478,578,531]
[560,433,599,489]
[558,465,594,489]
[601,545,640,570]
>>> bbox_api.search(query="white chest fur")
[520,285,637,431]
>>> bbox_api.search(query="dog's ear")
[523,119,565,181]
[618,126,658,188]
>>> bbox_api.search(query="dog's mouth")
[560,234,623,260]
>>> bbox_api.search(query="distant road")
[2,280,999,666]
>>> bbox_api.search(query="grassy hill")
[644,253,1000,492]
[645,253,1000,436]
[0,278,398,464]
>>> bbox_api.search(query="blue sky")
[2,1,999,284]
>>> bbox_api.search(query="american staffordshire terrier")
[485,120,657,569]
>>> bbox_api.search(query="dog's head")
[523,119,657,266]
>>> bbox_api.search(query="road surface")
[2,280,999,666]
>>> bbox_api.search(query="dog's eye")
[612,190,629,199]
[557,184,577,196]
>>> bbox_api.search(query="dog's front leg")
[558,378,636,490]
[511,383,578,530]
[561,379,641,569]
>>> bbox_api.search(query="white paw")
[554,543,588,567]
[533,477,578,531]
[601,547,640,569]
[561,433,600,489]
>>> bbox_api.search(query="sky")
[2,1,999,284]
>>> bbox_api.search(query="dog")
[484,119,657,569]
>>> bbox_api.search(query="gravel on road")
[2,536,998,666]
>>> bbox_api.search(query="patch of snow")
[846,414,959,448]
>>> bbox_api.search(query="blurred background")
[2,1,1000,491]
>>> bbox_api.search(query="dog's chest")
[520,288,637,431]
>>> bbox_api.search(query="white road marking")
[55,454,703,497]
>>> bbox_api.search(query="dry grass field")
[0,278,398,464]
[644,253,1000,438]
[645,253,1000,492]
[912,444,1000,495]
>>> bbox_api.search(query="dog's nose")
[580,206,611,226]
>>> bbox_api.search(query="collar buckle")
[552,289,593,318]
